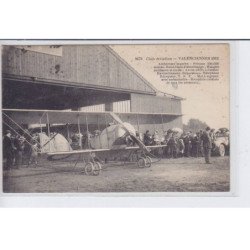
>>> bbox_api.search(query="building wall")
[113,100,131,113]
[130,93,182,114]
[136,118,183,135]
[80,104,105,112]
[2,45,155,94]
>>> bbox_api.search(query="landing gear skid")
[137,156,152,168]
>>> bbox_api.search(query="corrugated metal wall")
[79,100,130,113]
[113,100,130,113]
[2,45,155,94]
[130,93,182,114]
[80,104,105,112]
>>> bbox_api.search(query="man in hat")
[3,130,16,169]
[13,135,25,168]
[201,127,212,164]
[183,132,192,157]
[144,130,152,146]
[153,130,161,145]
[168,133,178,158]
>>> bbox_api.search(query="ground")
[2,156,230,193]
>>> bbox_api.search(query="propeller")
[109,112,150,153]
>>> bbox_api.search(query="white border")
[0,40,240,207]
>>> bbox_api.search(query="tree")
[183,119,209,132]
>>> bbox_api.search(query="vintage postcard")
[1,41,230,193]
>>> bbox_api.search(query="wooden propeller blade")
[109,112,150,153]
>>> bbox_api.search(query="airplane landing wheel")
[85,162,94,175]
[145,156,152,168]
[137,157,146,168]
[93,162,102,176]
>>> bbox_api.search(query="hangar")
[2,45,183,134]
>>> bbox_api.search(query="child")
[28,140,38,166]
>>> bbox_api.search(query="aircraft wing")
[47,148,110,156]
[125,145,167,150]
[47,144,166,156]
[46,145,166,162]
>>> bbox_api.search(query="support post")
[97,115,102,148]
[136,114,140,134]
[153,115,156,132]
[40,118,43,134]
[161,114,165,134]
[104,113,110,148]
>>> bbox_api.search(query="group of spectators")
[142,127,216,163]
[3,130,39,170]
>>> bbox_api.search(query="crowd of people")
[2,125,224,170]
[141,127,217,164]
[3,130,40,170]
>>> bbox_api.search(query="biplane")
[2,109,168,176]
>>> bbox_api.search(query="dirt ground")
[2,156,230,193]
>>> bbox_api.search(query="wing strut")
[85,114,90,149]
[3,112,41,147]
[2,120,34,148]
[46,112,51,152]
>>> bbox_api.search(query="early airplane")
[3,109,168,176]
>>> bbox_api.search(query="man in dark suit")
[144,130,152,146]
[3,130,16,169]
[183,132,192,157]
[201,127,212,164]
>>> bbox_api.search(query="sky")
[111,44,230,130]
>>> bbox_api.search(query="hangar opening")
[2,45,183,136]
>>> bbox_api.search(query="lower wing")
[46,145,166,161]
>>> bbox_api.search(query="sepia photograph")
[1,42,230,193]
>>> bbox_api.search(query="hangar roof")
[2,45,157,95]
